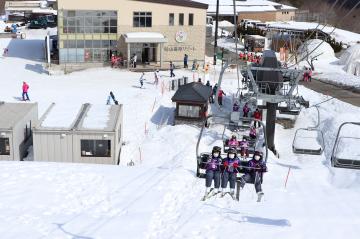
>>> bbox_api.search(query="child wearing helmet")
[204,146,223,196]
[239,151,267,198]
[221,148,240,198]
[249,126,257,140]
[239,137,249,158]
[228,135,239,147]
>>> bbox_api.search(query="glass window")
[63,10,117,34]
[189,13,194,26]
[179,13,184,26]
[0,138,10,155]
[81,140,111,157]
[178,105,200,118]
[133,12,152,27]
[76,40,84,48]
[85,40,92,48]
[93,40,101,48]
[169,13,174,26]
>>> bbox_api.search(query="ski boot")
[257,191,264,202]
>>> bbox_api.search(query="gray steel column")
[266,102,277,153]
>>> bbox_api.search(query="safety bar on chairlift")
[196,115,268,164]
[331,122,360,167]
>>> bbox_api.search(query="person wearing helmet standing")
[239,151,267,201]
[203,146,223,200]
[221,148,240,199]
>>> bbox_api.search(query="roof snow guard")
[133,0,208,9]
[124,32,168,43]
[172,82,212,103]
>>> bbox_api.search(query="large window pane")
[76,40,84,48]
[178,105,200,118]
[179,13,184,26]
[110,18,117,26]
[81,140,111,157]
[189,13,194,26]
[0,138,10,155]
[93,17,101,27]
[169,13,174,26]
[93,40,101,48]
[133,12,152,27]
[85,40,92,48]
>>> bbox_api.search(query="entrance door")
[142,47,149,63]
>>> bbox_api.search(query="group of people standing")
[239,51,261,64]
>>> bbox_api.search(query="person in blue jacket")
[239,151,267,197]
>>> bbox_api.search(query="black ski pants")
[221,171,237,189]
[240,172,262,193]
[205,170,221,188]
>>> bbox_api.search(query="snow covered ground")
[296,39,360,89]
[1,28,360,238]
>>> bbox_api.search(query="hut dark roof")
[171,82,212,103]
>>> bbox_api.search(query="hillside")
[276,0,360,33]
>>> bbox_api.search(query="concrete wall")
[58,0,207,63]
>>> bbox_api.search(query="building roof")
[37,103,122,132]
[172,82,212,103]
[134,0,208,10]
[77,104,121,132]
[195,0,296,15]
[0,102,37,129]
[124,32,168,43]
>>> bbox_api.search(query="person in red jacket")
[217,88,226,106]
[22,81,30,101]
[253,108,261,128]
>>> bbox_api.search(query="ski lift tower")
[215,50,308,155]
[246,50,309,154]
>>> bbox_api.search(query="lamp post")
[213,0,220,65]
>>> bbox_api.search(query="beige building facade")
[238,10,295,23]
[57,0,208,67]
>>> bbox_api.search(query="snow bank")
[298,39,336,61]
[267,21,360,46]
[82,105,111,129]
[339,44,360,76]
[218,20,234,28]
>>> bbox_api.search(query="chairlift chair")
[292,106,325,155]
[196,115,268,178]
[331,122,360,169]
[292,128,325,155]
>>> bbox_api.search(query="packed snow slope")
[1,29,360,239]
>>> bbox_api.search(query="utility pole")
[213,0,220,65]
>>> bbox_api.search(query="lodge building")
[57,0,208,67]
